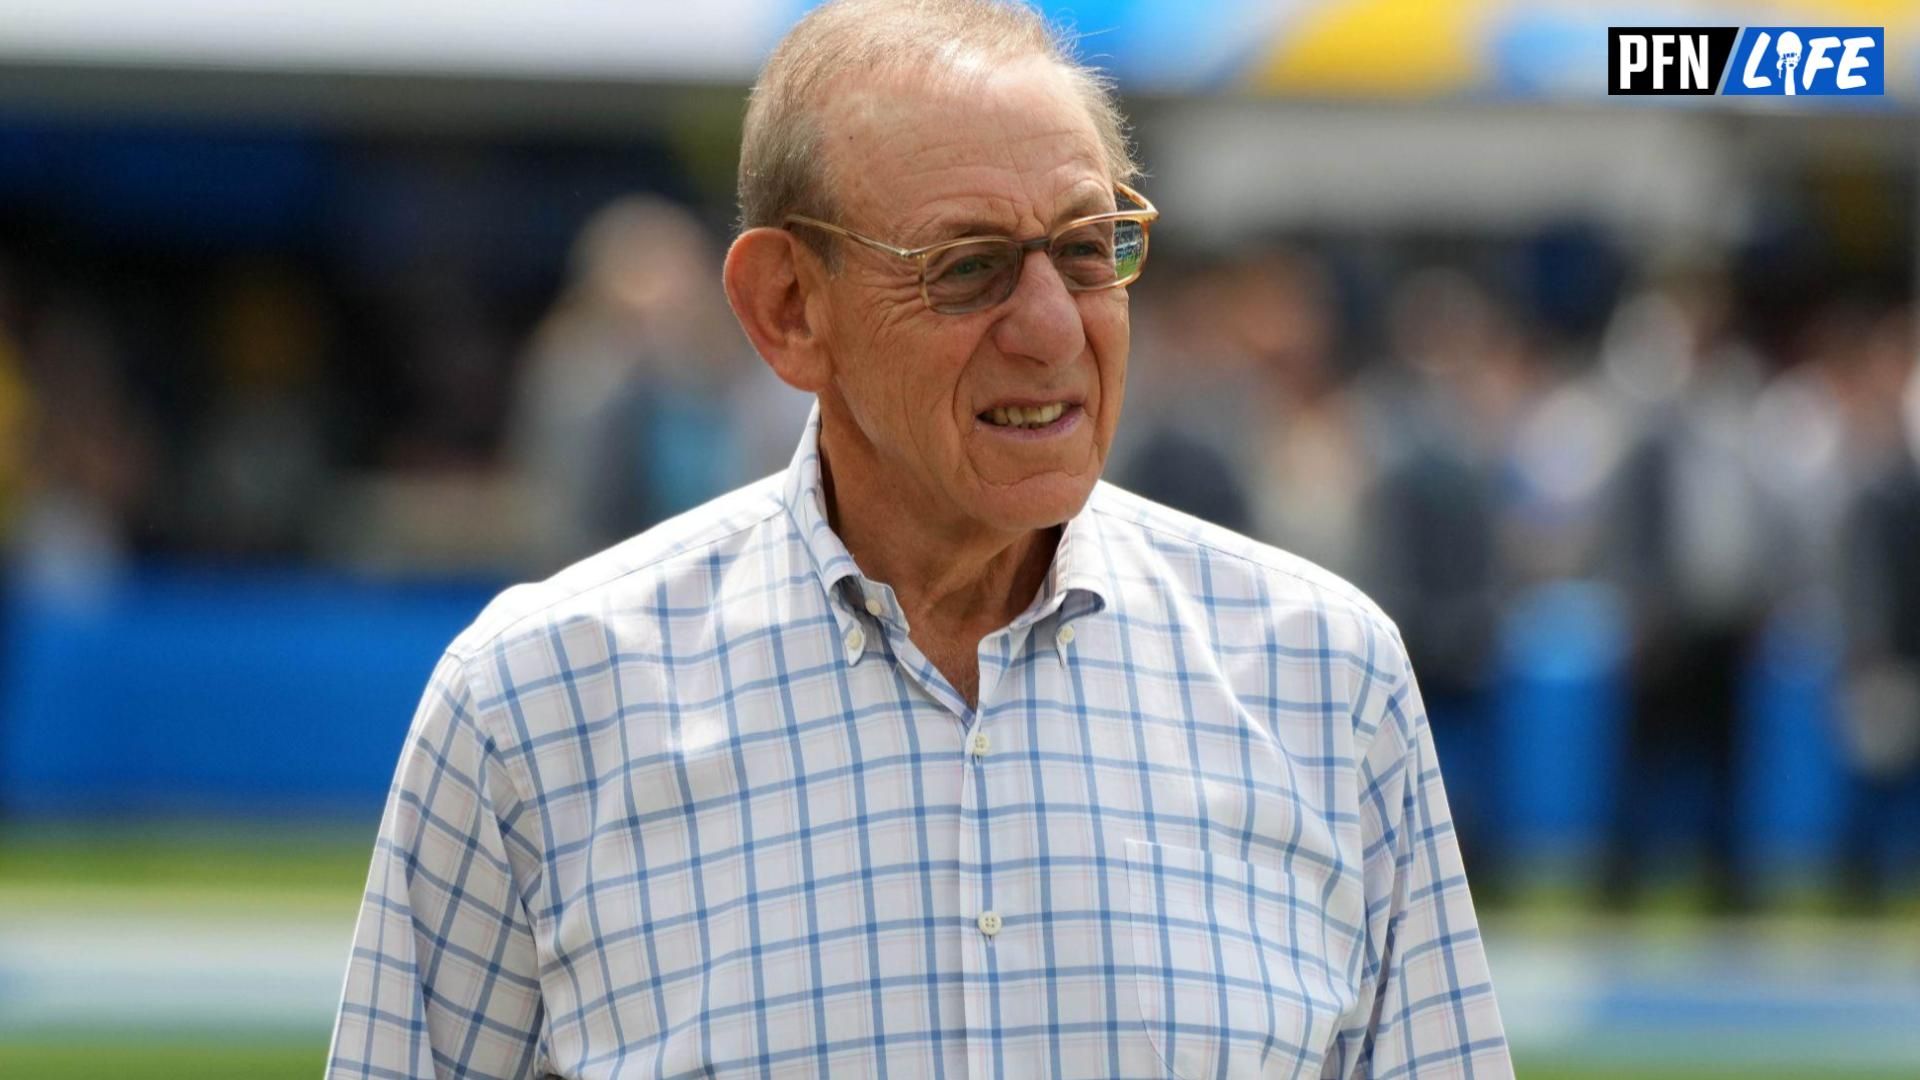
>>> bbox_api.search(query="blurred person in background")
[1598,259,1771,908]
[1837,304,1920,907]
[1115,256,1258,532]
[1240,250,1370,578]
[176,262,337,558]
[1501,329,1624,594]
[0,260,27,815]
[505,195,777,570]
[0,262,31,555]
[10,293,160,594]
[1357,267,1533,875]
[328,1,1509,1076]
[382,266,513,473]
[1745,300,1875,622]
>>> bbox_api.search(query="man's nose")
[990,249,1088,365]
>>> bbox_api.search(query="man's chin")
[968,473,1098,533]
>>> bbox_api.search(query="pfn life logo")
[1610,26,1883,97]
[1724,28,1882,96]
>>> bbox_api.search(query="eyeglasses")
[783,182,1158,315]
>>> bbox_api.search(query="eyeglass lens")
[923,218,1147,313]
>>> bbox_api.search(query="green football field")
[1,823,1914,1079]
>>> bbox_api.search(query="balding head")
[723,1,1147,545]
[737,0,1138,242]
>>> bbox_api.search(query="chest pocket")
[1125,837,1356,1079]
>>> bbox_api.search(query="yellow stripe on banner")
[1255,0,1490,97]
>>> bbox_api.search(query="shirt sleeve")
[1324,638,1512,1079]
[328,650,549,1080]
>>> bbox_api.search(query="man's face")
[811,55,1128,535]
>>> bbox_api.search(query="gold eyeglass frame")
[783,182,1158,315]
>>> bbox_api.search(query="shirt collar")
[780,401,1110,637]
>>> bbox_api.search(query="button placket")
[955,690,989,1077]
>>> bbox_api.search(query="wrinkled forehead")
[816,56,1113,246]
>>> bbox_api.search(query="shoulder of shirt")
[443,473,788,662]
[1086,480,1408,673]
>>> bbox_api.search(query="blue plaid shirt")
[330,404,1509,1079]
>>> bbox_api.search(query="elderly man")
[329,1,1509,1076]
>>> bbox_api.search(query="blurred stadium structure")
[0,1,1917,1076]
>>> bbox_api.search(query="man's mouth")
[979,402,1070,429]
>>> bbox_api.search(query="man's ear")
[724,227,831,394]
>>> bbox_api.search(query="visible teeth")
[985,402,1067,428]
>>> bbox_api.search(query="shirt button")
[864,596,883,617]
[968,731,990,758]
[976,910,1002,937]
[844,626,865,659]
[1056,624,1076,648]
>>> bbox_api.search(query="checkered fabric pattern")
[329,403,1510,1079]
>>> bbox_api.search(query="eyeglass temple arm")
[783,216,920,260]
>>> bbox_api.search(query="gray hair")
[737,0,1139,246]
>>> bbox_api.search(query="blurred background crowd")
[0,1,1917,1076]
[2,114,1914,909]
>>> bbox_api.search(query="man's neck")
[817,418,1057,657]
